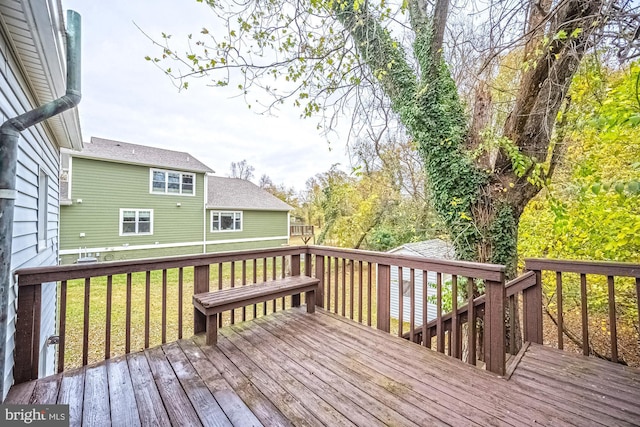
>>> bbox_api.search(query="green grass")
[58,256,413,369]
[60,258,294,368]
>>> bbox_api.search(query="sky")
[61,0,349,191]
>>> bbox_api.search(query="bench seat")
[193,275,319,345]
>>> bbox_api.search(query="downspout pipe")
[0,10,81,397]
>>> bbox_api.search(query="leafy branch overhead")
[148,0,640,276]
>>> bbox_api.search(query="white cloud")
[62,0,349,191]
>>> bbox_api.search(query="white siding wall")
[1,28,60,398]
[390,265,438,325]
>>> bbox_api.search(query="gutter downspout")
[0,10,81,397]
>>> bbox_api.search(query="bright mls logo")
[1,405,68,426]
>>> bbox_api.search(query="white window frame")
[210,211,243,232]
[119,209,154,236]
[149,168,196,196]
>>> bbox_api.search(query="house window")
[150,169,195,195]
[37,169,49,250]
[211,211,242,232]
[120,209,153,235]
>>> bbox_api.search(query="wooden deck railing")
[525,259,640,363]
[13,247,305,383]
[290,225,314,236]
[14,245,512,383]
[16,244,638,385]
[305,246,507,374]
[290,225,315,244]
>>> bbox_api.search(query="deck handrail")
[305,246,507,374]
[15,246,308,285]
[525,258,640,364]
[16,249,639,386]
[290,225,314,236]
[13,245,510,384]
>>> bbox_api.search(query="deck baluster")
[83,277,91,365]
[607,275,618,363]
[376,264,391,333]
[58,280,68,373]
[556,271,564,350]
[580,273,589,355]
[105,275,113,359]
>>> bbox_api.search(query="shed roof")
[207,176,292,211]
[388,239,456,260]
[66,137,214,173]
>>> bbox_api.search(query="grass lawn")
[59,255,406,369]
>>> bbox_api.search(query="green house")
[60,137,292,264]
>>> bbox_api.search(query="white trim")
[205,235,288,245]
[119,208,154,236]
[0,190,17,200]
[206,206,291,212]
[210,210,243,232]
[59,235,289,255]
[37,168,49,251]
[67,155,72,200]
[203,175,208,253]
[149,168,196,196]
[22,0,83,149]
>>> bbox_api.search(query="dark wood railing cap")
[525,258,640,277]
[15,245,507,285]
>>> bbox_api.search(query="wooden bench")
[193,275,320,345]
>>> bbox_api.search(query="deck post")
[314,255,325,308]
[522,269,543,344]
[193,265,210,335]
[291,254,301,307]
[484,276,506,376]
[14,283,42,384]
[376,264,391,333]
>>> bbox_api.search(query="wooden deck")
[6,307,640,426]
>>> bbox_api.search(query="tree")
[519,60,640,263]
[229,159,255,181]
[151,0,639,277]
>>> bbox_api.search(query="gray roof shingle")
[389,239,456,259]
[66,137,214,173]
[207,176,292,211]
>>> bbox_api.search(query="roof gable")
[207,176,292,211]
[66,137,214,173]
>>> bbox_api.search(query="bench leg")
[194,309,206,335]
[292,293,301,307]
[206,314,218,346]
[306,290,316,313]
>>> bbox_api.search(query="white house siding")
[1,24,61,398]
[390,263,438,325]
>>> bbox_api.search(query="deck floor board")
[106,356,140,427]
[127,351,172,426]
[243,318,431,427]
[57,368,84,427]
[6,308,640,426]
